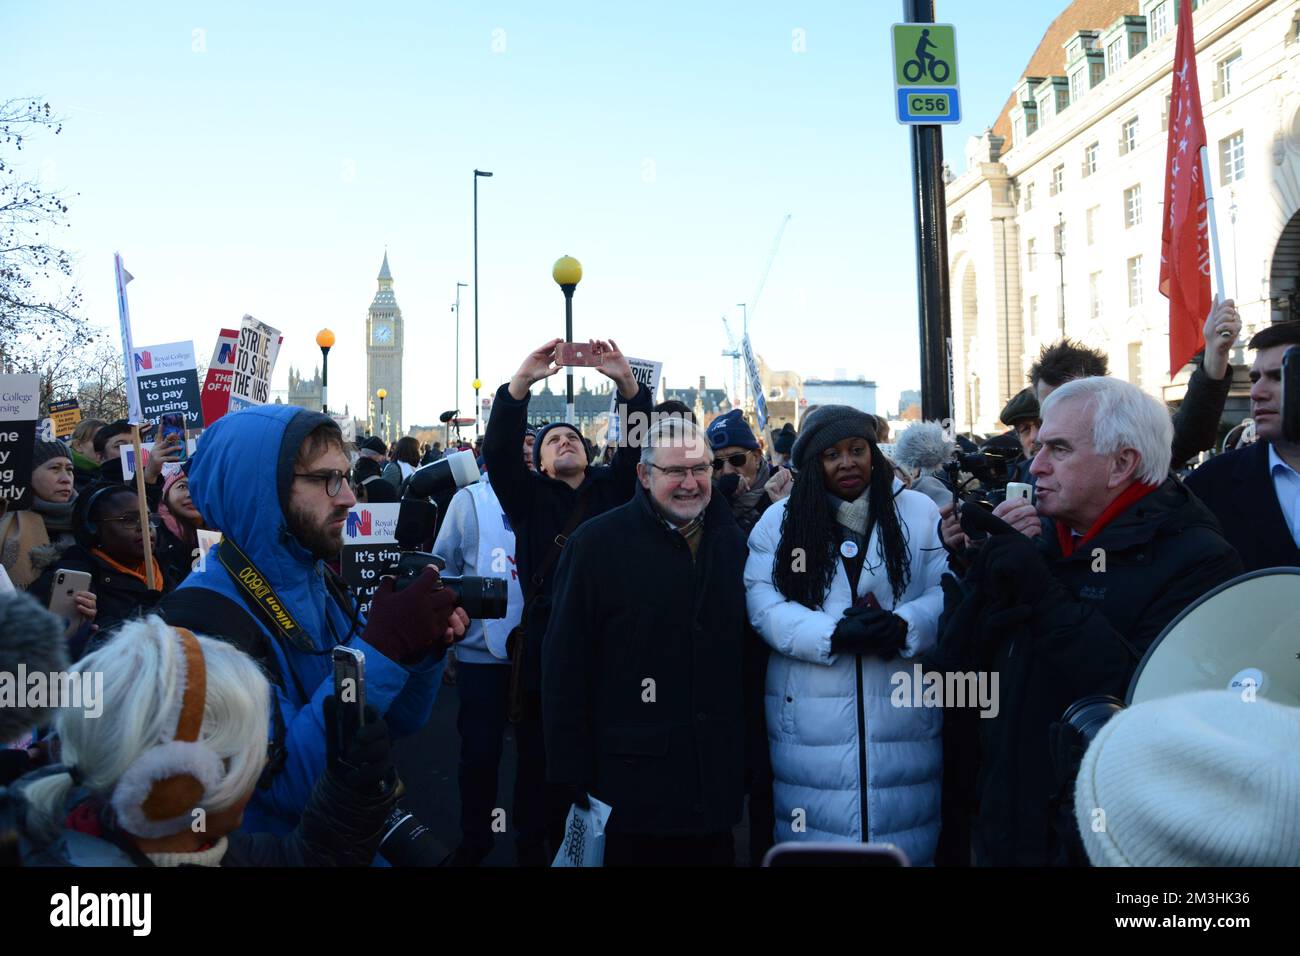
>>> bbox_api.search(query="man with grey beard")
[542,417,748,865]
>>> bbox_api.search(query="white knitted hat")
[1074,690,1300,866]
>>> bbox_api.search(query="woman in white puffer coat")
[745,406,948,864]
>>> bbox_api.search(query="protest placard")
[606,357,661,441]
[132,341,204,429]
[228,315,283,414]
[202,328,240,427]
[340,503,402,618]
[50,398,81,439]
[742,334,768,433]
[0,374,40,510]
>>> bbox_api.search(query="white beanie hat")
[1074,690,1300,866]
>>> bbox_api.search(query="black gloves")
[830,605,909,659]
[716,473,742,501]
[323,697,395,796]
[971,532,1057,609]
[362,565,460,665]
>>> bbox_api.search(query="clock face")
[374,323,393,344]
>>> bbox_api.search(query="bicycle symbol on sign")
[903,28,950,83]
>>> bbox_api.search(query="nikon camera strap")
[216,537,324,656]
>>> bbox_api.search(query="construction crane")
[721,316,741,408]
[720,214,791,413]
[746,213,792,332]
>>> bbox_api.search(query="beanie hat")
[789,405,877,470]
[34,439,72,470]
[1074,690,1300,867]
[999,387,1040,427]
[533,422,586,471]
[359,435,387,456]
[706,409,759,452]
[772,423,797,457]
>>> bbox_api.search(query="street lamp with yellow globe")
[316,329,335,414]
[376,388,388,443]
[552,255,583,423]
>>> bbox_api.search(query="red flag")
[1159,0,1211,378]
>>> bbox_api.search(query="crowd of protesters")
[1,309,1298,868]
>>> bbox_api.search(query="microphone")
[894,421,953,473]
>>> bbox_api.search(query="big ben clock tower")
[365,251,403,441]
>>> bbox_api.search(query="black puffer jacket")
[932,477,1243,866]
[543,488,748,836]
[29,545,174,654]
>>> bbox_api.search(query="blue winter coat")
[177,404,442,835]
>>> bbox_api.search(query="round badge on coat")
[840,540,859,559]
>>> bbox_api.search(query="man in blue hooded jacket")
[159,405,467,835]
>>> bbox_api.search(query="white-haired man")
[542,417,748,865]
[934,376,1242,867]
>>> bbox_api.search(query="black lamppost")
[316,328,334,414]
[453,281,467,420]
[552,255,583,423]
[473,169,493,437]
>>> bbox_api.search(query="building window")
[1086,205,1099,245]
[1106,37,1125,75]
[1128,256,1144,307]
[1129,30,1147,58]
[1069,69,1083,103]
[1150,1,1172,43]
[1027,238,1037,272]
[1024,181,1035,211]
[1029,295,1039,338]
[1056,88,1071,114]
[1162,94,1171,131]
[1124,184,1143,228]
[1220,130,1245,184]
[1120,117,1139,155]
[952,213,966,233]
[1083,142,1099,177]
[1050,164,1064,196]
[1090,272,1103,321]
[1128,342,1143,386]
[1216,51,1241,99]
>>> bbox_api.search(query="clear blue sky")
[3,0,1056,425]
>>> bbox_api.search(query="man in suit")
[1185,321,1300,571]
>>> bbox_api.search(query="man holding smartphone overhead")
[483,337,652,865]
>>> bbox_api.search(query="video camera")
[941,436,1024,510]
[387,449,509,620]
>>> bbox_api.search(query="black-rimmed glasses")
[293,469,347,497]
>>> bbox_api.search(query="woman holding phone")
[31,483,171,655]
[155,470,206,583]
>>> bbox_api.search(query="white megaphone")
[1127,567,1300,707]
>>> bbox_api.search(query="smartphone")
[48,569,93,639]
[1283,346,1300,444]
[332,646,366,762]
[1005,481,1034,504]
[557,341,602,367]
[159,412,189,462]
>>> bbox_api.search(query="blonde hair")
[21,616,270,842]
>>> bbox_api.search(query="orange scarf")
[92,548,164,592]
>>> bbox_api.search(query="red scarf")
[1054,481,1159,558]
